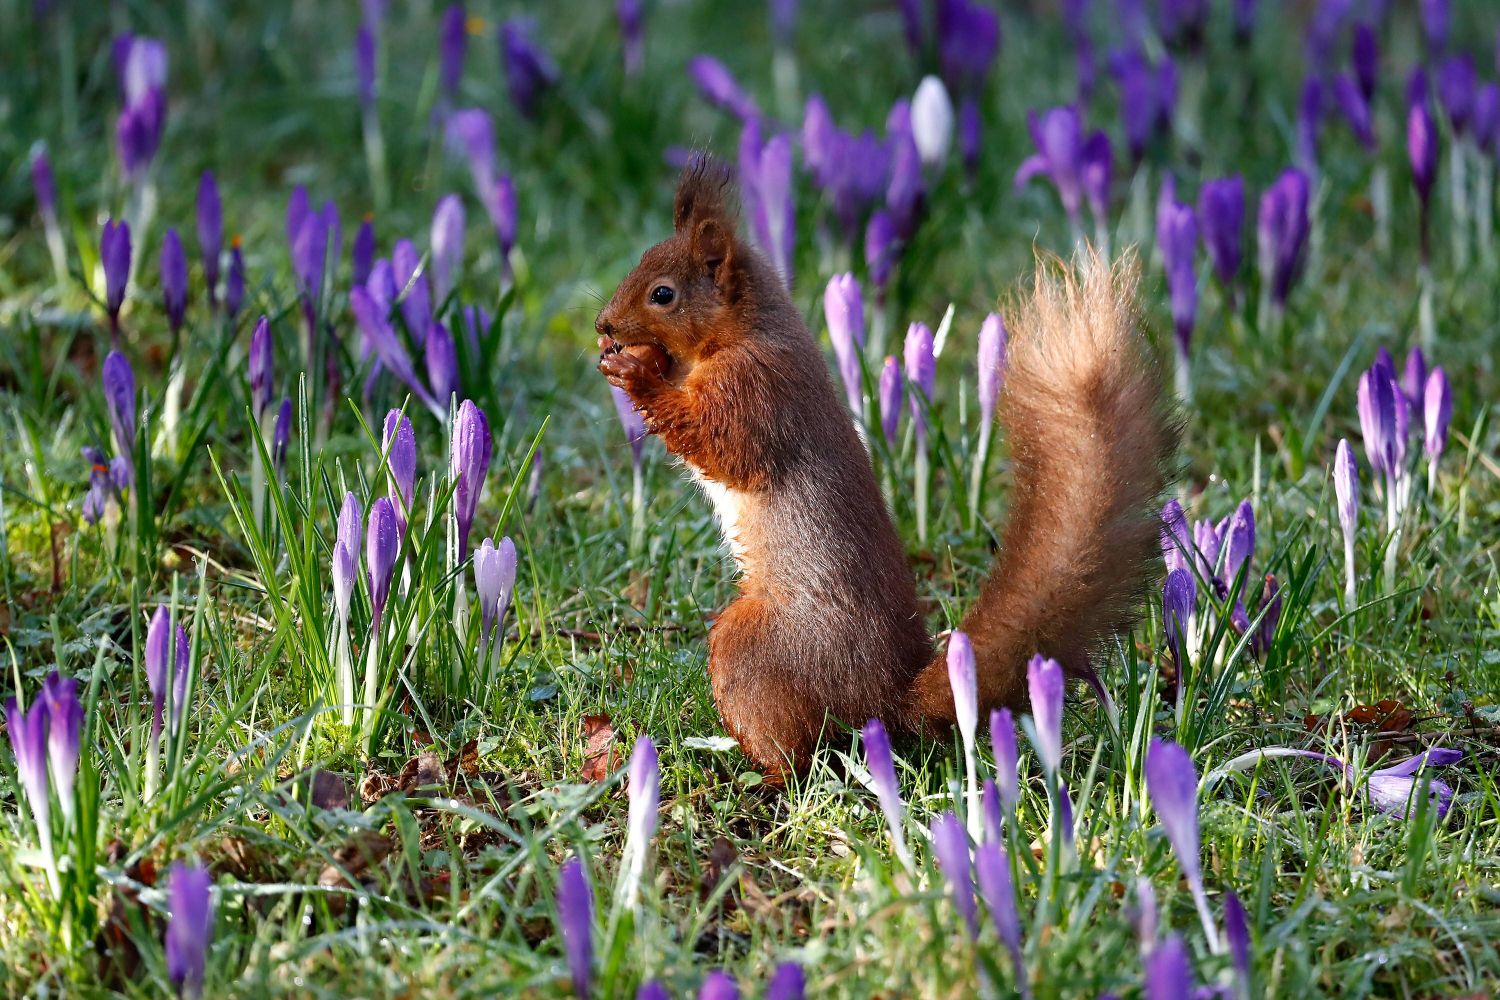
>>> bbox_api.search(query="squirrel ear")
[674,154,735,233]
[692,218,738,292]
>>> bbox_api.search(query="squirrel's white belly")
[687,466,748,569]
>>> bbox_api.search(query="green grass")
[2,2,1499,997]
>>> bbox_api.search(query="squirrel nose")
[594,312,613,338]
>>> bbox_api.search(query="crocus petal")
[556,857,593,999]
[1025,655,1064,778]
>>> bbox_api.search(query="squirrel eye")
[649,285,675,306]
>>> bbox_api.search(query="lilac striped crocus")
[556,857,594,998]
[1026,654,1064,780]
[365,497,400,637]
[1424,367,1450,493]
[102,350,136,478]
[765,963,805,1000]
[4,695,52,874]
[1357,361,1403,496]
[499,18,558,118]
[161,227,187,335]
[948,631,980,835]
[930,811,978,938]
[1197,176,1244,291]
[970,312,1007,519]
[1144,739,1218,949]
[439,4,467,102]
[382,410,417,532]
[975,841,1028,997]
[101,219,132,338]
[1162,568,1195,664]
[1256,169,1310,314]
[1402,346,1427,411]
[688,55,758,122]
[473,536,517,676]
[861,718,913,870]
[878,355,902,447]
[197,172,222,308]
[41,671,83,827]
[990,707,1019,819]
[332,492,361,723]
[824,274,865,419]
[1334,439,1359,605]
[621,735,660,908]
[165,861,214,999]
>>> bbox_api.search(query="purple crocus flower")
[1026,654,1064,779]
[1160,498,1191,575]
[878,354,902,446]
[4,695,50,850]
[1158,0,1207,49]
[391,239,431,342]
[101,219,132,334]
[499,18,559,118]
[1352,23,1378,102]
[765,962,805,1000]
[474,536,518,663]
[974,841,1027,997]
[1080,131,1112,234]
[352,216,375,289]
[165,861,214,999]
[556,857,594,999]
[1144,934,1194,1000]
[865,211,898,298]
[426,324,459,407]
[1233,0,1256,43]
[1145,739,1218,947]
[935,0,1000,96]
[886,102,925,240]
[249,316,273,421]
[1295,75,1325,175]
[1223,499,1256,588]
[1109,48,1175,163]
[1224,891,1252,992]
[1436,55,1475,135]
[903,323,935,445]
[824,273,865,418]
[637,983,668,1000]
[116,88,166,183]
[1419,0,1448,54]
[1015,106,1086,224]
[40,672,82,824]
[1331,73,1376,153]
[1401,346,1427,411]
[31,147,57,221]
[196,172,222,307]
[102,348,137,465]
[272,398,292,479]
[622,734,660,904]
[990,707,1019,815]
[1424,366,1451,466]
[1357,363,1400,479]
[350,287,441,414]
[490,174,519,262]
[382,409,417,532]
[439,4,467,101]
[959,97,982,175]
[225,239,245,320]
[1408,89,1439,211]
[1365,747,1463,818]
[161,228,188,334]
[1197,176,1244,290]
[617,0,644,76]
[1253,572,1282,655]
[365,497,400,632]
[430,195,465,305]
[977,313,1006,428]
[450,399,491,557]
[1158,197,1197,359]
[332,506,360,629]
[609,383,647,471]
[930,812,978,937]
[699,971,739,1000]
[861,718,912,868]
[145,605,188,738]
[1256,168,1311,311]
[354,22,377,110]
[1334,437,1359,555]
[1162,568,1195,663]
[741,128,795,285]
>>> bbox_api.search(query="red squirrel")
[597,159,1178,777]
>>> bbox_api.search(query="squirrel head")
[596,155,748,369]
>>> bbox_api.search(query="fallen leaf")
[308,769,351,811]
[397,752,446,793]
[580,714,618,783]
[701,835,738,901]
[317,830,395,890]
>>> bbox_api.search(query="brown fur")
[597,159,1177,777]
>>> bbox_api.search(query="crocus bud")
[1162,568,1195,663]
[5,696,49,836]
[688,54,759,122]
[160,228,188,334]
[617,0,644,76]
[352,216,375,289]
[382,409,417,528]
[947,631,977,760]
[1334,439,1359,539]
[225,239,246,319]
[1015,105,1085,223]
[1402,346,1427,412]
[622,735,660,905]
[426,322,460,407]
[1357,365,1398,478]
[976,314,1007,431]
[1026,654,1064,779]
[878,355,902,446]
[272,398,292,478]
[1197,176,1244,289]
[865,211,898,296]
[989,706,1019,814]
[911,75,954,169]
[165,861,214,999]
[1222,499,1256,587]
[249,316,273,421]
[440,4,466,99]
[861,718,912,869]
[431,194,465,305]
[824,273,866,417]
[1424,367,1450,461]
[610,385,646,470]
[1332,74,1376,152]
[1363,747,1463,819]
[1158,198,1197,359]
[743,131,795,285]
[1254,573,1282,655]
[474,535,517,652]
[637,984,669,1000]
[365,497,399,626]
[1225,891,1252,992]
[101,219,132,326]
[392,239,431,342]
[355,22,377,111]
[451,400,492,558]
[1408,92,1438,208]
[959,97,982,175]
[1352,22,1377,102]
[491,173,519,260]
[903,322,935,443]
[31,147,58,221]
[1437,54,1475,134]
[1160,498,1191,575]
[765,963,805,1000]
[39,672,82,824]
[102,350,137,469]
[1080,131,1112,229]
[974,841,1025,990]
[1295,75,1324,174]
[499,18,559,118]
[698,971,738,1000]
[1144,934,1194,1000]
[1256,168,1310,310]
[556,857,594,999]
[1145,739,1216,948]
[333,493,361,622]
[197,172,222,306]
[930,812,978,937]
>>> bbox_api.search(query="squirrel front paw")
[598,348,668,402]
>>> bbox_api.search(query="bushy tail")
[906,250,1179,725]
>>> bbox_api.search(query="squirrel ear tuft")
[673,153,737,233]
[692,218,738,293]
